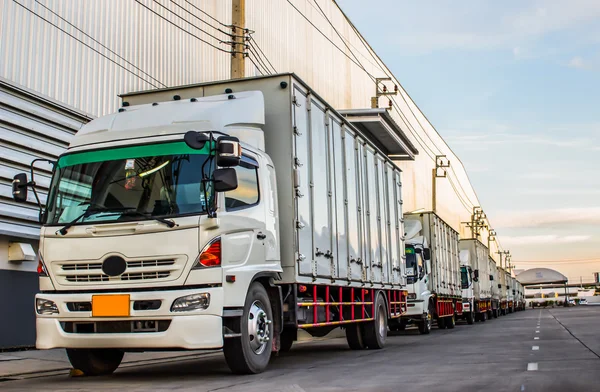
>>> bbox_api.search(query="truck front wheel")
[418,304,433,334]
[66,348,123,376]
[466,312,474,325]
[223,282,273,374]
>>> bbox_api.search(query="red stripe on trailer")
[313,285,318,325]
[351,288,355,320]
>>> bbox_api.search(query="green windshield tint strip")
[405,247,415,254]
[58,141,212,168]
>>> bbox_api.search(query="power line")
[152,0,228,46]
[32,0,166,88]
[170,0,240,40]
[247,43,273,75]
[285,0,376,79]
[247,56,265,76]
[135,0,242,54]
[12,0,163,88]
[182,0,230,28]
[248,37,277,74]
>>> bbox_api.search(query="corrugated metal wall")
[0,77,92,239]
[0,0,502,256]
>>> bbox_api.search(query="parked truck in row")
[12,74,410,375]
[394,212,461,333]
[459,239,493,322]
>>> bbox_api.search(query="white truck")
[506,271,515,313]
[12,74,409,375]
[394,212,461,333]
[459,239,491,322]
[489,256,499,318]
[497,266,508,315]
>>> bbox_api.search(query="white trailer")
[459,239,491,322]
[489,256,500,318]
[497,266,508,315]
[12,74,409,375]
[397,212,461,333]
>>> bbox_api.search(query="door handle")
[257,232,266,240]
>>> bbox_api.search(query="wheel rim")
[247,300,271,355]
[377,304,386,338]
[426,310,432,330]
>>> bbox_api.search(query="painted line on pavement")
[532,346,539,351]
[527,362,538,371]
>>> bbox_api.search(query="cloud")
[493,207,600,228]
[501,234,591,245]
[444,131,591,149]
[568,56,587,69]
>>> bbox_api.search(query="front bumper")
[35,287,224,350]
[404,300,425,318]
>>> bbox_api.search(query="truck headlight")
[171,293,210,312]
[36,298,58,315]
[407,293,417,300]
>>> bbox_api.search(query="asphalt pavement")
[1,306,600,391]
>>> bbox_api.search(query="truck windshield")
[45,141,214,225]
[461,266,470,289]
[405,247,417,277]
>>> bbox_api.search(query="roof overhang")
[339,108,418,160]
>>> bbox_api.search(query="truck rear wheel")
[446,315,456,329]
[437,317,446,329]
[363,293,387,349]
[345,323,366,350]
[66,348,123,376]
[466,312,474,325]
[223,282,273,374]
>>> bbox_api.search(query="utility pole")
[432,155,450,213]
[231,0,245,79]
[496,250,510,269]
[487,229,496,251]
[463,206,486,239]
[371,77,398,110]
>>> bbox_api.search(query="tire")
[437,317,446,329]
[493,309,498,319]
[480,312,487,323]
[66,348,123,376]
[363,293,387,349]
[223,282,273,374]
[418,303,433,335]
[446,315,456,329]
[466,311,475,325]
[279,328,295,352]
[345,323,366,350]
[487,310,493,320]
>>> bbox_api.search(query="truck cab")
[460,262,475,324]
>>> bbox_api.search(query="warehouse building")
[0,0,501,348]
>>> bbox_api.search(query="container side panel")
[309,99,331,278]
[365,148,381,283]
[345,130,362,282]
[358,141,369,282]
[331,118,347,280]
[377,156,389,284]
[396,172,406,286]
[293,87,313,277]
[387,166,399,285]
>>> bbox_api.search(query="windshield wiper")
[118,210,177,228]
[56,205,131,235]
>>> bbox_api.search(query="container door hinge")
[296,221,305,230]
[293,126,302,136]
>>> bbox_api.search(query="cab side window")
[225,161,259,210]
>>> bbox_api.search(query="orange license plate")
[92,294,130,317]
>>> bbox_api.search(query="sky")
[337,0,600,283]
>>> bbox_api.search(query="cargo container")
[489,256,499,318]
[506,271,515,313]
[11,74,409,375]
[497,266,508,315]
[393,212,461,333]
[459,239,491,322]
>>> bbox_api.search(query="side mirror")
[498,283,502,289]
[473,269,479,282]
[184,131,209,150]
[422,248,431,261]
[489,275,494,281]
[12,173,28,203]
[216,136,241,167]
[213,168,238,192]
